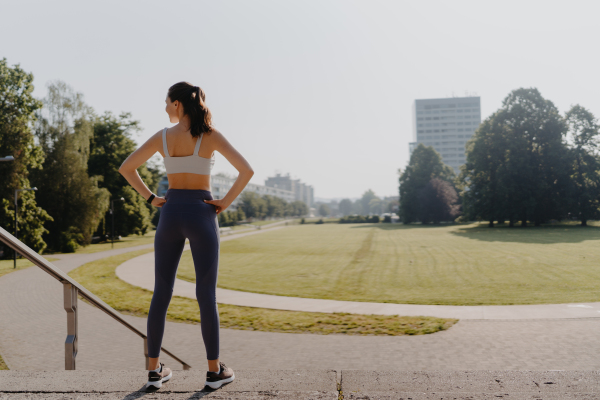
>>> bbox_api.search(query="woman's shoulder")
[205,128,224,140]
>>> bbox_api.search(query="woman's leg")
[184,203,221,369]
[147,210,186,368]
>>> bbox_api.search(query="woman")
[119,81,254,390]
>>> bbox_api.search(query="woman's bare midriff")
[166,173,211,191]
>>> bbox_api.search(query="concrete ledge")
[0,370,338,395]
[5,370,600,399]
[0,392,336,399]
[341,370,600,398]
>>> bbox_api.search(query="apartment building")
[408,96,481,173]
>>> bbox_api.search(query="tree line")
[0,58,312,256]
[399,87,600,227]
[1,59,170,255]
[316,191,398,218]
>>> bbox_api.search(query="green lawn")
[68,249,455,336]
[176,222,600,305]
[46,230,157,255]
[0,257,60,279]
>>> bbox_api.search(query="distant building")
[156,172,308,209]
[408,96,481,174]
[265,173,314,209]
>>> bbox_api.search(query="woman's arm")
[205,129,254,213]
[118,130,165,206]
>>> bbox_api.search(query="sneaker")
[205,361,235,389]
[146,362,172,389]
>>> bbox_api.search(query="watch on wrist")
[147,193,156,204]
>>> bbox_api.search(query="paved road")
[3,231,600,371]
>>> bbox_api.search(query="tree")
[459,114,512,227]
[460,88,570,227]
[368,197,383,215]
[417,178,460,224]
[564,105,600,226]
[339,198,353,216]
[359,190,378,215]
[399,144,455,223]
[318,203,330,217]
[89,111,158,237]
[0,58,52,255]
[289,200,308,217]
[239,191,267,220]
[30,81,110,252]
[498,88,569,226]
[263,195,285,218]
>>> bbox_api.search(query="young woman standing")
[119,81,254,389]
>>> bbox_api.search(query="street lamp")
[14,187,38,268]
[109,197,125,249]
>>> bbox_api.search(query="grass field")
[176,222,600,305]
[68,249,455,336]
[0,257,60,279]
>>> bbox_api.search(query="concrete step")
[0,369,337,399]
[2,370,600,399]
[342,370,600,399]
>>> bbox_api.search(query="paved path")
[4,225,600,372]
[117,241,600,321]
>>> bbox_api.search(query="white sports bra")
[162,127,215,175]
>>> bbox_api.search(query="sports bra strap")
[162,128,169,157]
[193,133,203,156]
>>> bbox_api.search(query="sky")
[2,0,600,199]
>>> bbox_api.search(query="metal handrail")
[0,225,191,370]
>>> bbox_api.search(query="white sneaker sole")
[146,370,173,389]
[205,373,235,389]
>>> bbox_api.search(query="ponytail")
[167,81,214,138]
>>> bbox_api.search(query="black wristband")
[147,193,156,204]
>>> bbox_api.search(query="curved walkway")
[117,241,600,320]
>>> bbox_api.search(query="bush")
[339,215,380,224]
[300,217,305,224]
[383,215,392,223]
[316,218,324,224]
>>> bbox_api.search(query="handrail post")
[144,338,150,370]
[63,282,78,370]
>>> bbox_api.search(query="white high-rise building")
[408,96,481,174]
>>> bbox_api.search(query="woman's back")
[160,126,216,191]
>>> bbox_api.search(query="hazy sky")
[2,1,599,199]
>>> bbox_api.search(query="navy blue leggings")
[147,188,220,360]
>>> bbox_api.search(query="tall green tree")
[564,105,600,226]
[399,144,455,223]
[31,81,110,252]
[88,111,157,237]
[461,88,570,227]
[496,88,568,226]
[0,58,52,255]
[459,114,512,227]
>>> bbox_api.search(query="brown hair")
[167,81,214,137]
